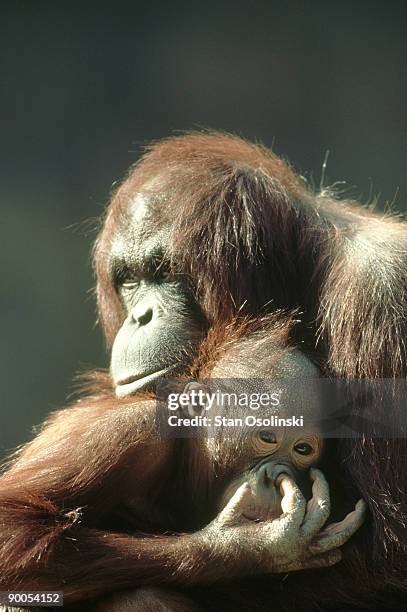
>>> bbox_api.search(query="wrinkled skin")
[109,194,206,398]
[99,470,365,612]
[205,471,366,574]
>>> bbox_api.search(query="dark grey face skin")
[110,194,205,398]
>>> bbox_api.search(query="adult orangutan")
[1,131,407,610]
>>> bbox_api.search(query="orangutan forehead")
[210,338,319,379]
[207,347,323,423]
[272,350,320,379]
[109,192,170,270]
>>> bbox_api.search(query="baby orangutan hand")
[199,468,366,575]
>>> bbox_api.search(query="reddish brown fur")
[96,131,407,377]
[1,132,407,609]
[95,132,319,344]
[94,133,407,599]
[0,318,294,608]
[0,316,405,610]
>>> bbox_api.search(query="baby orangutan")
[101,317,366,611]
[178,322,365,572]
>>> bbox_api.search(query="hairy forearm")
[0,396,181,602]
[0,519,221,604]
[0,395,173,510]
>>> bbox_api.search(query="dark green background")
[1,0,407,455]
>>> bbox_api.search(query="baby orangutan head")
[182,316,325,520]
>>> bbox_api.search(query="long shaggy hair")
[1,131,406,610]
[95,132,407,607]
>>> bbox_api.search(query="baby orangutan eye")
[258,431,277,444]
[294,442,313,456]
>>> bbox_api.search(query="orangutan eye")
[258,431,277,444]
[122,278,140,290]
[294,442,313,456]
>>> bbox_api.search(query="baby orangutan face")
[217,420,324,521]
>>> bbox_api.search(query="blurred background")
[1,0,407,455]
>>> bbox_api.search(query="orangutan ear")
[181,381,212,417]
